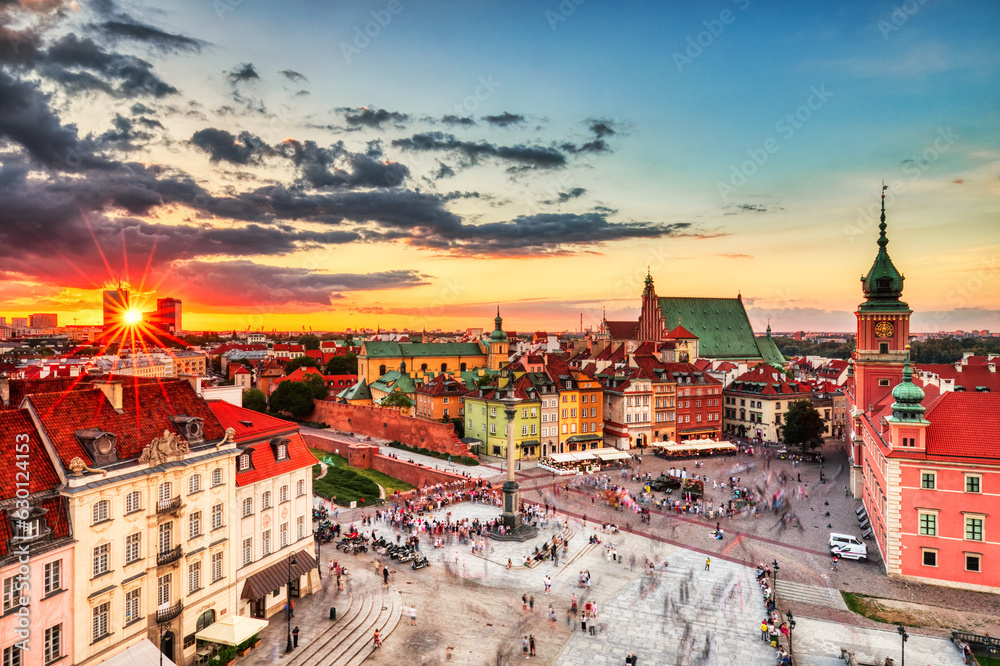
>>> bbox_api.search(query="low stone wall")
[309,400,470,457]
[303,436,472,490]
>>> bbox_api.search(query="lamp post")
[286,555,298,652]
[988,642,997,666]
[786,610,796,661]
[772,559,780,603]
[896,624,908,666]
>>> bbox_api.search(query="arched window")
[460,363,467,372]
[189,474,201,495]
[420,363,428,371]
[196,609,216,631]
[125,491,141,514]
[378,365,386,376]
[93,499,110,524]
[440,363,447,372]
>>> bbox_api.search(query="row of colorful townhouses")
[0,377,319,666]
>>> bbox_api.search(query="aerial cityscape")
[1,1,999,665]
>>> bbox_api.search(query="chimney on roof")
[179,373,202,395]
[93,380,123,410]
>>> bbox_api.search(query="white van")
[829,533,868,560]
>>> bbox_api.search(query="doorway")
[289,577,300,598]
[161,631,175,663]
[252,598,266,618]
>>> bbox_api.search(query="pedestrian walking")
[522,636,529,658]
[372,628,381,649]
[383,565,390,586]
[549,605,557,628]
[705,557,711,571]
[522,594,528,612]
[543,575,551,594]
[529,635,536,657]
[529,595,534,612]
[292,626,299,648]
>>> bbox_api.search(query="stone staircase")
[525,526,575,568]
[290,584,402,666]
[776,579,848,610]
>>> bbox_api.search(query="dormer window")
[170,415,205,445]
[237,452,252,471]
[74,429,118,467]
[9,507,51,544]
[270,437,291,461]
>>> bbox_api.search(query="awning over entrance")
[240,549,317,602]
[518,440,540,448]
[593,449,631,461]
[564,434,602,444]
[195,615,269,647]
[549,451,595,463]
[101,639,177,666]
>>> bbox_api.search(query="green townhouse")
[463,373,542,460]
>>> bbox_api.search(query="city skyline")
[1,0,998,333]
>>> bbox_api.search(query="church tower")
[487,307,510,370]
[637,269,665,341]
[852,186,912,411]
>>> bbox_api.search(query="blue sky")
[0,0,997,332]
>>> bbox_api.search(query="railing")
[156,497,183,515]
[156,601,184,624]
[156,545,183,566]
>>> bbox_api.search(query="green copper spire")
[491,307,507,341]
[859,185,908,311]
[890,348,927,421]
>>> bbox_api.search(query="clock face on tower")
[874,321,894,338]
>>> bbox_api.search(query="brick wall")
[309,400,471,457]
[303,436,472,489]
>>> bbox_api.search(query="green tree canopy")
[243,388,267,413]
[381,390,413,410]
[302,373,329,400]
[324,353,358,375]
[780,400,826,452]
[297,333,321,350]
[284,355,318,374]
[269,380,315,417]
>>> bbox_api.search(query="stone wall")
[308,400,471,456]
[303,436,472,489]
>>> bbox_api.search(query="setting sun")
[124,310,143,325]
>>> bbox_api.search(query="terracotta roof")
[604,320,638,340]
[207,401,295,439]
[5,376,91,410]
[416,373,467,397]
[726,365,808,396]
[916,357,1000,393]
[0,410,62,494]
[924,392,1000,460]
[26,379,227,468]
[666,323,698,339]
[233,367,251,375]
[0,496,69,558]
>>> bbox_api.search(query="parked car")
[829,532,868,560]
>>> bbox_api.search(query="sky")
[0,0,998,335]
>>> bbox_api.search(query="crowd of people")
[755,563,791,664]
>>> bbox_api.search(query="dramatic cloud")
[95,113,161,150]
[342,107,409,128]
[92,19,208,53]
[482,112,524,127]
[190,128,274,165]
[544,187,587,204]
[561,139,608,154]
[589,120,616,137]
[392,132,566,168]
[227,62,259,82]
[280,69,307,81]
[41,33,178,98]
[440,115,474,126]
[278,139,409,189]
[434,161,455,179]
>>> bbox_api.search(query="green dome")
[491,308,507,341]
[890,354,926,420]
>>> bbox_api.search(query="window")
[280,522,288,548]
[242,538,253,566]
[242,497,253,517]
[197,609,216,632]
[966,553,982,573]
[93,543,110,577]
[921,548,937,567]
[125,588,141,624]
[965,516,984,541]
[298,515,305,539]
[276,443,287,460]
[590,408,596,418]
[126,491,141,514]
[920,472,936,489]
[879,343,889,354]
[530,424,537,435]
[490,423,496,435]
[212,552,224,582]
[212,468,223,486]
[188,561,201,593]
[212,504,224,530]
[238,454,250,471]
[158,522,172,554]
[92,602,110,642]
[966,475,982,494]
[2,577,15,612]
[521,425,528,436]
[297,479,305,497]
[44,560,61,596]
[93,499,110,524]
[490,407,496,418]
[522,408,528,418]
[280,485,289,503]
[570,409,576,418]
[541,427,549,437]
[158,482,172,508]
[125,533,141,564]
[261,491,272,509]
[189,474,202,495]
[262,530,271,556]
[157,574,171,608]
[189,511,202,539]
[4,646,22,666]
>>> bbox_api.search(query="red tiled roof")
[208,400,296,440]
[666,323,698,339]
[233,367,251,375]
[209,402,317,486]
[924,392,1000,460]
[26,379,227,468]
[416,373,467,396]
[0,410,62,494]
[214,343,267,355]
[605,320,638,340]
[916,357,1000,393]
[716,361,738,372]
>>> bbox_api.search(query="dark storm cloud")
[92,19,208,53]
[392,132,566,168]
[95,113,155,150]
[342,107,408,128]
[41,34,178,98]
[440,115,474,126]
[278,139,409,189]
[190,128,274,165]
[482,112,524,127]
[228,62,259,82]
[280,69,306,81]
[0,25,41,64]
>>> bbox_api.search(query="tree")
[325,353,358,375]
[269,381,315,417]
[448,417,465,438]
[297,333,321,350]
[302,373,329,400]
[475,373,494,388]
[380,390,413,411]
[284,355,318,374]
[243,388,267,413]
[780,400,826,452]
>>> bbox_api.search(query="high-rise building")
[102,286,130,338]
[30,313,58,328]
[11,317,28,328]
[143,297,182,335]
[0,317,6,326]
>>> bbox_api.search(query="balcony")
[156,601,184,624]
[156,497,183,515]
[156,545,183,566]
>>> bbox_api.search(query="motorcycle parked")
[411,555,429,570]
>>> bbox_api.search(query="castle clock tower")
[852,186,911,412]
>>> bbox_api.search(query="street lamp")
[286,555,298,653]
[772,559,780,602]
[988,642,997,666]
[896,624,908,666]
[786,610,796,660]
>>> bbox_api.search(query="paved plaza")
[791,617,967,666]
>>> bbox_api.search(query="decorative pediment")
[139,429,191,467]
